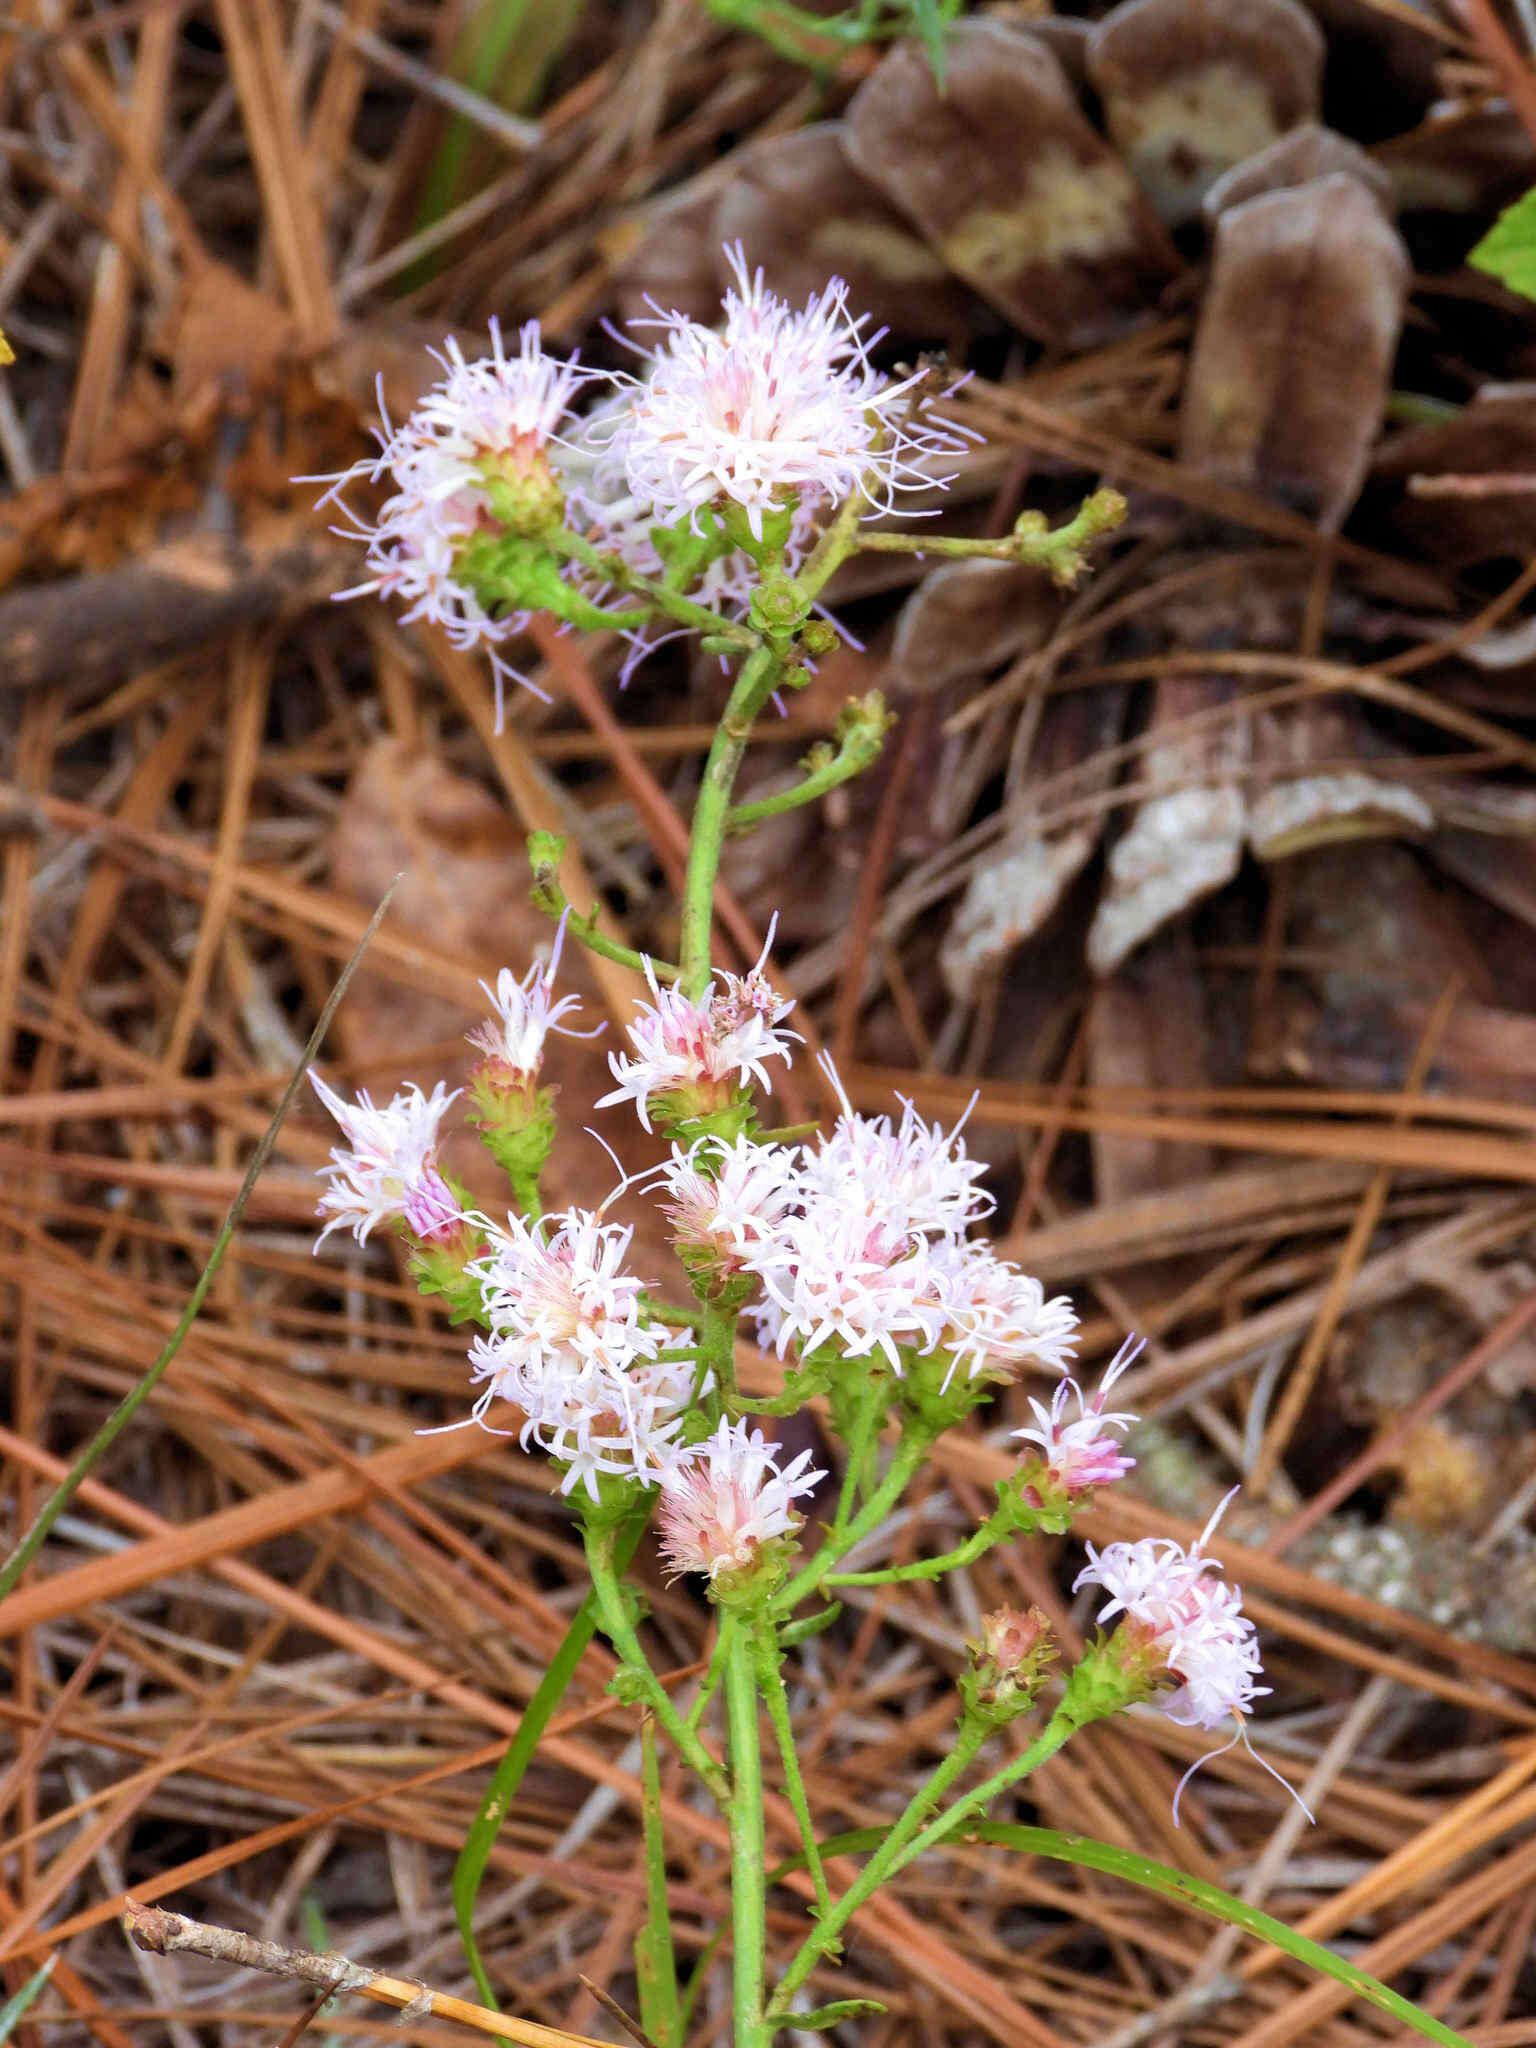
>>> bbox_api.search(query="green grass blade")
[453,1506,650,2014]
[0,883,400,1602]
[413,0,582,273]
[905,0,949,83]
[766,1824,1474,2048]
[0,1958,57,2043]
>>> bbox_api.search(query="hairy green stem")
[584,1525,730,1805]
[725,716,889,834]
[698,1298,740,1415]
[453,1502,650,2011]
[754,1620,831,1919]
[687,1612,736,1733]
[766,1718,993,2020]
[769,1423,933,1621]
[528,882,681,983]
[724,1622,770,2048]
[636,1716,681,2048]
[855,488,1126,584]
[832,1379,891,1533]
[678,644,784,996]
[892,1709,1084,1877]
[826,1504,1013,1587]
[549,528,759,648]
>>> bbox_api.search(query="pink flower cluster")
[1074,1492,1268,1731]
[599,951,800,1132]
[465,1208,692,1498]
[595,975,1081,1389]
[467,916,597,1089]
[313,321,587,699]
[312,249,968,703]
[738,1075,1079,1388]
[612,244,966,541]
[1012,1336,1140,1505]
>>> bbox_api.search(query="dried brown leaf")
[844,21,1177,348]
[1087,0,1324,225]
[888,558,1059,696]
[1202,120,1394,222]
[1179,173,1409,529]
[713,123,981,340]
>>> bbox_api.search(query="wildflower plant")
[288,252,1467,2048]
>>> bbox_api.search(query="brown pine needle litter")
[6,1,1536,2045]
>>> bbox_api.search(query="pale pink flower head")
[558,393,823,675]
[616,243,967,541]
[928,1237,1080,1386]
[463,1207,694,1497]
[309,321,588,710]
[1073,1491,1268,1732]
[657,1417,823,1583]
[745,1200,950,1372]
[468,1326,696,1498]
[467,919,597,1090]
[659,1135,802,1279]
[311,1071,460,1246]
[471,1207,664,1380]
[597,947,799,1134]
[803,1057,993,1241]
[1012,1335,1141,1504]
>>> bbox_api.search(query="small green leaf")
[1469,186,1536,301]
[784,1999,886,2029]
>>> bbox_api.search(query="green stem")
[635,1716,681,2048]
[769,1423,933,1621]
[640,1295,700,1327]
[725,715,889,835]
[753,1619,831,1920]
[678,644,785,996]
[766,1717,994,2020]
[794,489,867,602]
[886,1708,1081,1879]
[529,884,681,984]
[854,488,1127,586]
[687,1611,737,1733]
[826,1506,1012,1587]
[831,1379,890,1533]
[732,1387,815,1416]
[724,1621,770,2048]
[584,1524,730,1806]
[698,1298,740,1414]
[764,1822,1475,2048]
[549,528,759,648]
[454,1500,651,2010]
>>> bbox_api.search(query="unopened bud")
[962,1603,1056,1724]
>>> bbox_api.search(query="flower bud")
[961,1603,1056,1725]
